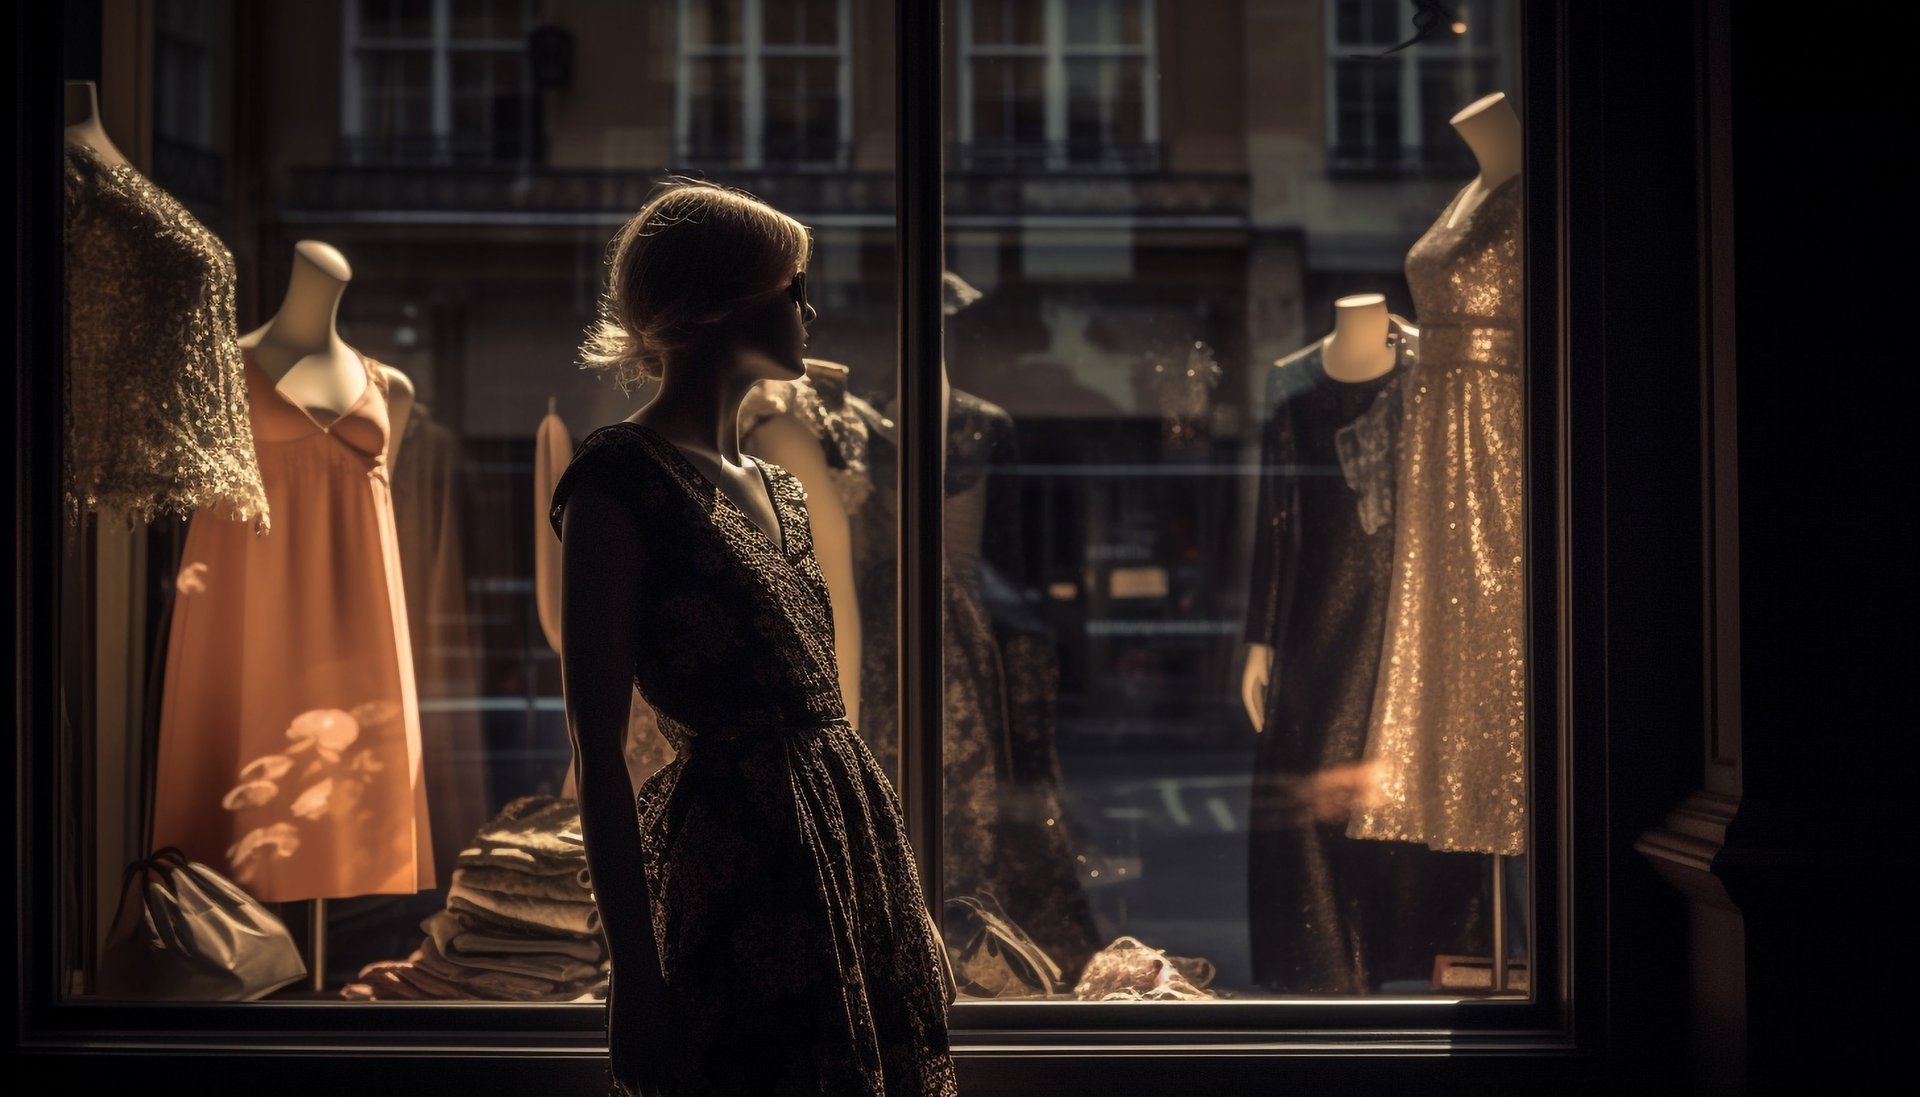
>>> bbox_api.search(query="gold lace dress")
[62,141,268,529]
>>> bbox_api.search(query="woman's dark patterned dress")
[550,421,958,1097]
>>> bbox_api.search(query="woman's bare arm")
[561,482,666,1091]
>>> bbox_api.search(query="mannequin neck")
[63,82,130,169]
[803,358,850,383]
[248,271,346,357]
[1452,95,1522,192]
[240,251,359,388]
[1322,298,1397,383]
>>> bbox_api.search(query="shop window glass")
[678,0,851,169]
[59,0,1532,1016]
[960,0,1156,172]
[937,0,1530,1003]
[61,0,894,1007]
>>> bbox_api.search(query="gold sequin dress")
[62,141,268,530]
[1348,175,1527,857]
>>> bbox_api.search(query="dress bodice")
[243,351,392,467]
[1404,174,1523,371]
[549,422,845,749]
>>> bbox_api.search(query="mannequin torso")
[742,358,864,725]
[1242,298,1410,730]
[240,241,412,464]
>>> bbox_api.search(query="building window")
[342,0,534,167]
[676,0,851,169]
[958,0,1159,172]
[1327,0,1505,175]
[152,0,221,204]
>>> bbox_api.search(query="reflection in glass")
[941,0,1527,1001]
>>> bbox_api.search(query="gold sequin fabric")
[550,422,956,1097]
[63,142,268,531]
[1348,176,1527,856]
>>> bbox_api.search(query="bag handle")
[116,846,192,896]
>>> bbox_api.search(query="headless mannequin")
[742,358,864,727]
[535,397,571,655]
[240,241,414,467]
[1443,92,1522,230]
[235,242,413,989]
[64,80,131,168]
[1241,294,1402,730]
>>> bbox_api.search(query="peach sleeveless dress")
[152,350,434,903]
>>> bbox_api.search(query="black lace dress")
[1244,330,1488,993]
[550,422,957,1097]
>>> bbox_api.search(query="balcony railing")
[954,140,1163,174]
[338,132,541,170]
[677,139,854,173]
[1326,141,1479,179]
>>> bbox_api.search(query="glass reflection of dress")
[153,351,435,902]
[1350,175,1527,856]
[854,390,1101,982]
[1245,328,1488,994]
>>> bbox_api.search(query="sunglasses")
[787,271,809,308]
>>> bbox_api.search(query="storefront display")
[1242,301,1489,995]
[14,0,1856,1089]
[151,241,434,904]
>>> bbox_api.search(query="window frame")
[340,0,535,168]
[956,0,1161,172]
[1325,0,1513,176]
[673,0,855,170]
[10,0,1653,1088]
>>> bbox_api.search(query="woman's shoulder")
[549,422,669,540]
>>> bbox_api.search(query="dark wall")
[1726,0,1909,1083]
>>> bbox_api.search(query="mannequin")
[1348,85,1528,901]
[153,238,435,987]
[65,80,130,168]
[62,79,268,529]
[1241,293,1404,725]
[1320,293,1401,383]
[1443,92,1522,230]
[241,242,413,465]
[741,358,867,727]
[1238,297,1483,993]
[534,398,571,656]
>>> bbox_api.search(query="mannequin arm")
[1241,643,1272,732]
[746,413,861,728]
[379,365,415,469]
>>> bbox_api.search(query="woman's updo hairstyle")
[581,178,812,392]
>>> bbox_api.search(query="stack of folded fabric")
[341,795,610,1002]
